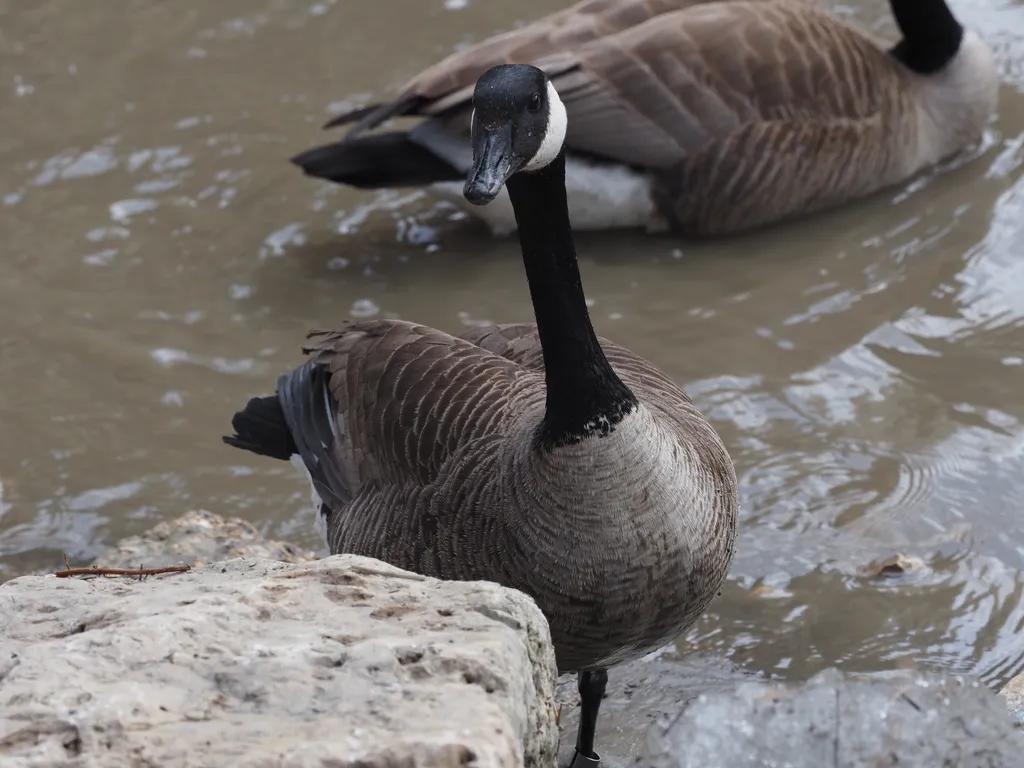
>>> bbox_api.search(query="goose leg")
[570,668,608,766]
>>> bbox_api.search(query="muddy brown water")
[2,0,1024,721]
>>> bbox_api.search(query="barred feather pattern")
[327,0,996,235]
[284,320,738,672]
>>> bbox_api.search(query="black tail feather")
[223,395,297,461]
[289,131,463,190]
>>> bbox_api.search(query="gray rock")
[13,512,1024,767]
[89,509,319,570]
[999,673,1024,727]
[0,555,559,768]
[640,667,1024,768]
[554,653,753,768]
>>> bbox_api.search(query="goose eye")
[527,92,541,113]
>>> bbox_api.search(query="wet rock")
[0,555,558,768]
[555,653,753,767]
[90,509,319,570]
[999,673,1024,726]
[858,552,928,580]
[640,668,1024,768]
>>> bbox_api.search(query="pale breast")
[496,404,737,669]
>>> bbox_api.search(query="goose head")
[463,64,568,205]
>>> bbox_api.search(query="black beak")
[464,125,518,206]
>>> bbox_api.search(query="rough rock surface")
[90,509,319,570]
[1000,673,1024,727]
[640,667,1024,768]
[9,511,1023,766]
[0,555,558,768]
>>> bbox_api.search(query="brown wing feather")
[303,319,699,505]
[301,320,540,501]
[458,323,695,409]
[541,0,899,168]
[407,0,715,101]
[343,0,902,178]
[339,0,721,136]
[457,322,545,369]
[656,113,917,234]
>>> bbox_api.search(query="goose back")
[343,0,717,136]
[278,320,737,671]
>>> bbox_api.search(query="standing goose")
[292,0,998,236]
[226,64,738,765]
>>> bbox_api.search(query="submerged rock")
[641,667,1024,768]
[0,555,558,768]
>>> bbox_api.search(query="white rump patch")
[291,453,328,545]
[430,157,654,234]
[916,29,999,164]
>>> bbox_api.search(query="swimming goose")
[291,0,998,236]
[227,64,738,764]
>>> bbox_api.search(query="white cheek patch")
[523,80,567,172]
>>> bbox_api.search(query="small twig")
[63,553,71,572]
[901,692,923,712]
[54,564,191,579]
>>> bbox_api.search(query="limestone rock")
[1000,673,1024,727]
[640,668,1024,768]
[90,509,319,570]
[0,555,559,768]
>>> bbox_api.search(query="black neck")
[505,152,638,447]
[888,0,964,75]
